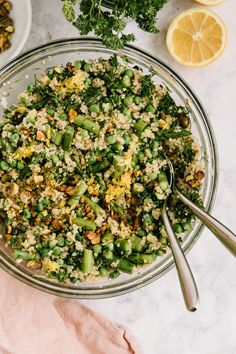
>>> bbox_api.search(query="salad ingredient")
[194,0,225,5]
[0,0,14,53]
[0,55,205,283]
[166,8,227,67]
[62,0,168,49]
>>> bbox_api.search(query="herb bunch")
[62,0,168,49]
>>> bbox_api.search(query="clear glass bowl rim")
[102,0,114,8]
[0,37,218,299]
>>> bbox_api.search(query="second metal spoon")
[162,200,199,312]
[161,164,199,312]
[165,155,236,257]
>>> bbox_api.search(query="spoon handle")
[162,205,199,312]
[175,188,236,256]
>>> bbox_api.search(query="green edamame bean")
[35,243,42,251]
[74,60,82,69]
[102,232,114,244]
[46,108,55,117]
[59,113,67,120]
[36,202,44,212]
[85,78,91,88]
[9,133,19,143]
[93,244,102,255]
[124,95,134,107]
[49,240,57,249]
[23,208,31,219]
[160,237,168,245]
[123,134,131,146]
[156,249,164,256]
[106,134,116,145]
[134,96,142,105]
[80,130,89,138]
[173,224,183,233]
[107,152,114,161]
[42,199,50,207]
[111,142,123,154]
[118,259,135,274]
[132,183,144,194]
[137,151,144,162]
[65,238,73,246]
[10,160,17,168]
[103,249,114,261]
[145,104,155,113]
[41,247,50,257]
[19,225,27,233]
[123,108,131,117]
[57,236,65,247]
[133,120,147,132]
[142,213,153,225]
[53,131,62,146]
[183,222,192,231]
[158,171,169,190]
[27,84,35,93]
[17,161,25,170]
[137,229,146,237]
[100,267,109,277]
[116,239,132,255]
[83,63,91,72]
[109,270,120,279]
[152,140,159,149]
[52,155,59,165]
[0,160,9,171]
[122,75,131,88]
[132,236,145,252]
[53,246,61,256]
[57,258,64,266]
[89,104,100,113]
[124,69,134,78]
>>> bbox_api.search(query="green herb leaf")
[62,0,76,22]
[62,0,168,49]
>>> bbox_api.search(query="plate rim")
[0,0,32,68]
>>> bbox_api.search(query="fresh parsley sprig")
[62,0,168,49]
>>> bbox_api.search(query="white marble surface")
[23,1,236,353]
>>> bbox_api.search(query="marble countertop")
[23,1,236,353]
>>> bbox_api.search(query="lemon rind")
[166,7,228,68]
[194,0,225,6]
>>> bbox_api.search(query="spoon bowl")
[165,154,236,257]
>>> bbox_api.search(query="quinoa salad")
[0,56,205,283]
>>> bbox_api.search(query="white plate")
[0,0,32,68]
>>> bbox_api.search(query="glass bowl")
[0,38,218,298]
[102,0,114,8]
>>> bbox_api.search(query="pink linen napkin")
[0,269,142,354]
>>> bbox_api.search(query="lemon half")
[194,0,225,5]
[166,8,227,68]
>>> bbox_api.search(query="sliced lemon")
[166,8,227,67]
[194,0,225,5]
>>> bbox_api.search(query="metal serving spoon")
[161,166,199,312]
[165,155,236,257]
